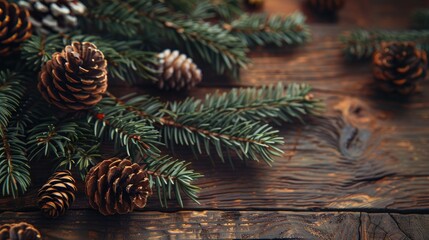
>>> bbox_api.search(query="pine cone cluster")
[0,222,42,240]
[307,0,345,13]
[85,158,152,216]
[0,0,32,56]
[157,49,202,91]
[38,170,77,218]
[38,41,108,110]
[373,42,427,95]
[18,0,86,34]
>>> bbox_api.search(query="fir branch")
[0,125,31,198]
[92,0,249,76]
[0,70,27,129]
[341,29,429,60]
[20,34,65,71]
[411,9,429,30]
[81,1,140,37]
[145,155,202,207]
[224,12,310,47]
[191,0,243,21]
[27,119,80,161]
[105,89,286,166]
[89,97,162,160]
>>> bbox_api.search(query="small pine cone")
[0,222,42,240]
[307,0,345,13]
[373,42,427,95]
[18,0,86,34]
[38,170,77,218]
[38,41,108,110]
[157,49,202,91]
[85,158,152,216]
[244,0,264,9]
[0,0,32,56]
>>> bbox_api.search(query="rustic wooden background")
[2,0,429,239]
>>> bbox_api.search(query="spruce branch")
[0,125,31,198]
[145,155,202,207]
[0,70,28,128]
[89,0,249,76]
[224,12,310,47]
[341,29,429,60]
[88,97,162,160]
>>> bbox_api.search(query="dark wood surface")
[2,1,429,239]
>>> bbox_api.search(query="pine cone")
[0,0,32,56]
[307,0,345,13]
[157,49,202,91]
[38,41,108,110]
[373,42,427,95]
[18,0,86,34]
[244,0,264,9]
[38,170,77,218]
[0,222,42,240]
[85,158,152,216]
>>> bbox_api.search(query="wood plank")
[1,210,428,240]
[1,88,428,211]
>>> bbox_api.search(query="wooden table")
[2,1,429,239]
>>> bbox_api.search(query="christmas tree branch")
[144,155,202,207]
[86,0,249,76]
[223,12,310,47]
[0,121,31,198]
[0,70,28,128]
[341,29,429,60]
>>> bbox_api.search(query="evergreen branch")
[27,119,80,161]
[224,12,310,47]
[105,90,285,166]
[341,29,429,60]
[0,70,27,129]
[20,35,65,71]
[192,0,243,21]
[144,155,202,207]
[89,97,162,160]
[412,9,429,30]
[0,125,31,198]
[81,1,140,37]
[99,0,249,76]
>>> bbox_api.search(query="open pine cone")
[18,0,86,34]
[38,41,108,110]
[307,0,345,13]
[38,170,77,218]
[157,49,202,91]
[373,42,427,95]
[0,0,32,56]
[0,222,42,240]
[85,158,152,216]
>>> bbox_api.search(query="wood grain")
[1,210,428,240]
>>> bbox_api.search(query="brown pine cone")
[38,170,77,218]
[373,42,427,95]
[157,49,202,91]
[307,0,345,13]
[0,0,32,56]
[38,41,108,111]
[244,0,264,9]
[85,158,152,216]
[0,222,42,240]
[18,0,86,34]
